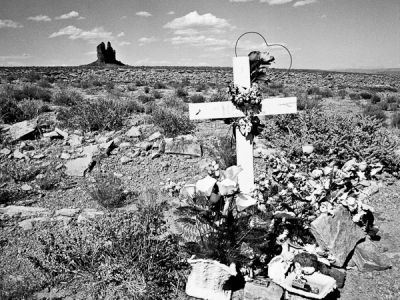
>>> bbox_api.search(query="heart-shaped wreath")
[228,32,293,138]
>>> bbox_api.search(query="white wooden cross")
[189,57,297,196]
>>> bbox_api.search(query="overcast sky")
[0,0,399,69]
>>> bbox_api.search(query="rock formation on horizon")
[88,41,124,66]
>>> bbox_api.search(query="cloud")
[133,58,171,66]
[0,19,23,28]
[28,15,51,22]
[121,16,127,19]
[293,0,317,6]
[55,11,80,20]
[230,0,254,2]
[260,0,293,5]
[0,53,31,60]
[136,11,152,17]
[117,32,125,37]
[164,11,233,30]
[167,11,175,15]
[166,35,231,48]
[49,25,112,41]
[320,14,327,19]
[138,36,158,46]
[118,41,131,46]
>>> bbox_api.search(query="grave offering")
[178,33,390,300]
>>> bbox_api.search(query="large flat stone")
[244,279,284,300]
[311,206,365,267]
[8,119,37,142]
[65,156,93,177]
[164,135,202,157]
[125,126,141,138]
[352,238,391,272]
[0,205,50,217]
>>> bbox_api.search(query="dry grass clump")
[87,173,127,208]
[151,104,195,137]
[57,98,126,132]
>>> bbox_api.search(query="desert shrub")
[269,81,284,90]
[25,71,41,83]
[18,99,50,119]
[378,101,389,111]
[163,96,188,111]
[349,92,360,100]
[296,93,321,111]
[4,162,43,182]
[153,90,162,99]
[371,94,381,104]
[175,87,188,98]
[263,108,399,174]
[57,98,126,132]
[154,82,167,89]
[210,89,228,102]
[144,86,150,94]
[0,188,28,205]
[127,84,136,91]
[125,98,145,114]
[338,89,346,99]
[91,78,104,87]
[87,173,127,208]
[151,106,195,137]
[105,81,114,91]
[188,94,205,103]
[318,88,333,98]
[37,172,61,191]
[360,92,372,100]
[37,79,52,88]
[307,86,320,95]
[364,104,387,121]
[26,203,188,299]
[138,94,155,103]
[52,89,82,106]
[388,103,398,111]
[135,80,146,86]
[12,85,52,102]
[391,112,400,128]
[387,95,399,104]
[79,79,92,89]
[0,98,24,123]
[144,101,156,114]
[194,83,208,92]
[5,74,17,83]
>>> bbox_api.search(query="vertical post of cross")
[233,57,255,194]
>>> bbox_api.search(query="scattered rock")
[8,119,37,142]
[0,205,50,217]
[311,206,365,267]
[164,135,202,157]
[352,237,391,272]
[150,152,161,159]
[68,134,83,147]
[147,131,162,141]
[55,127,69,139]
[55,208,80,217]
[120,156,133,164]
[60,152,71,160]
[77,208,104,223]
[21,184,32,191]
[125,126,141,138]
[185,258,237,300]
[13,149,26,159]
[119,142,132,149]
[135,141,153,151]
[0,148,11,156]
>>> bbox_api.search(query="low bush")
[125,99,145,114]
[12,85,52,102]
[349,92,360,100]
[210,89,228,102]
[37,173,61,191]
[338,89,346,99]
[363,104,387,121]
[144,86,150,94]
[4,162,43,182]
[138,94,155,103]
[391,112,400,128]
[154,82,167,89]
[188,94,205,103]
[25,71,41,83]
[360,92,372,100]
[194,83,208,92]
[135,80,146,86]
[151,106,195,137]
[296,93,321,111]
[163,96,188,111]
[25,202,188,299]
[371,94,381,104]
[175,87,188,98]
[87,173,127,208]
[387,95,399,104]
[52,89,82,106]
[37,79,52,88]
[0,98,24,123]
[18,99,51,120]
[153,90,162,99]
[57,98,126,132]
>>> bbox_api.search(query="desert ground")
[1,65,400,299]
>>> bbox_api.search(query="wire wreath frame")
[234,31,293,78]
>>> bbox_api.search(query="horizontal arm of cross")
[189,97,297,120]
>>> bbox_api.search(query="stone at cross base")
[88,41,124,66]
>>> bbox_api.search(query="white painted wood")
[236,127,254,193]
[189,97,297,120]
[188,56,297,197]
[233,57,251,90]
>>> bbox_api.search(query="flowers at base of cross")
[161,178,185,196]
